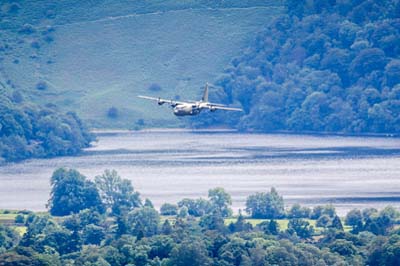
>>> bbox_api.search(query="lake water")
[1,130,400,215]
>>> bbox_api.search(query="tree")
[128,207,160,238]
[265,245,298,266]
[168,239,211,266]
[345,209,363,233]
[0,246,60,266]
[330,215,344,231]
[268,219,280,235]
[350,48,387,79]
[218,237,251,265]
[42,228,81,255]
[161,220,173,235]
[19,215,56,248]
[321,205,337,218]
[311,206,324,219]
[200,211,227,232]
[146,235,175,260]
[177,198,212,217]
[288,204,311,218]
[364,207,399,235]
[257,219,279,235]
[385,59,400,87]
[82,224,105,245]
[144,199,154,209]
[14,215,25,224]
[368,234,400,266]
[95,169,141,215]
[287,219,314,239]
[229,211,252,233]
[329,239,357,257]
[48,168,104,216]
[316,215,331,228]
[208,187,232,217]
[178,206,188,218]
[245,188,285,219]
[160,203,178,216]
[321,48,350,76]
[0,225,19,251]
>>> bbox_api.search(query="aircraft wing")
[138,95,185,106]
[206,102,229,107]
[209,105,243,112]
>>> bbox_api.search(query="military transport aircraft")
[138,83,243,116]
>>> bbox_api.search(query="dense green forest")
[0,87,93,162]
[0,168,400,265]
[195,0,400,134]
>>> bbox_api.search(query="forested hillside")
[0,0,283,128]
[0,86,93,162]
[198,0,400,134]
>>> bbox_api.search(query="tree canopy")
[48,168,104,216]
[245,187,285,219]
[0,87,93,162]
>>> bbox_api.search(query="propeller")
[157,98,165,105]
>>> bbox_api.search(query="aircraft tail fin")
[202,82,209,102]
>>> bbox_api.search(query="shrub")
[107,107,118,118]
[44,35,54,43]
[287,218,314,238]
[11,91,23,103]
[30,40,40,49]
[18,24,35,35]
[15,214,25,224]
[136,118,144,126]
[148,83,162,91]
[36,81,48,91]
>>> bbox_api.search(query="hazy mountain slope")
[0,0,283,128]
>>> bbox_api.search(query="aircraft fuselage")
[173,103,202,116]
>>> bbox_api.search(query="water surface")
[1,130,400,215]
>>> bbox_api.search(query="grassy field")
[0,0,283,129]
[224,218,310,230]
[1,210,352,237]
[0,213,17,223]
[13,226,27,236]
[0,211,26,236]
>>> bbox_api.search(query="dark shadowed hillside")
[0,0,283,128]
[196,0,400,134]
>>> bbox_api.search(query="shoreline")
[91,128,399,138]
